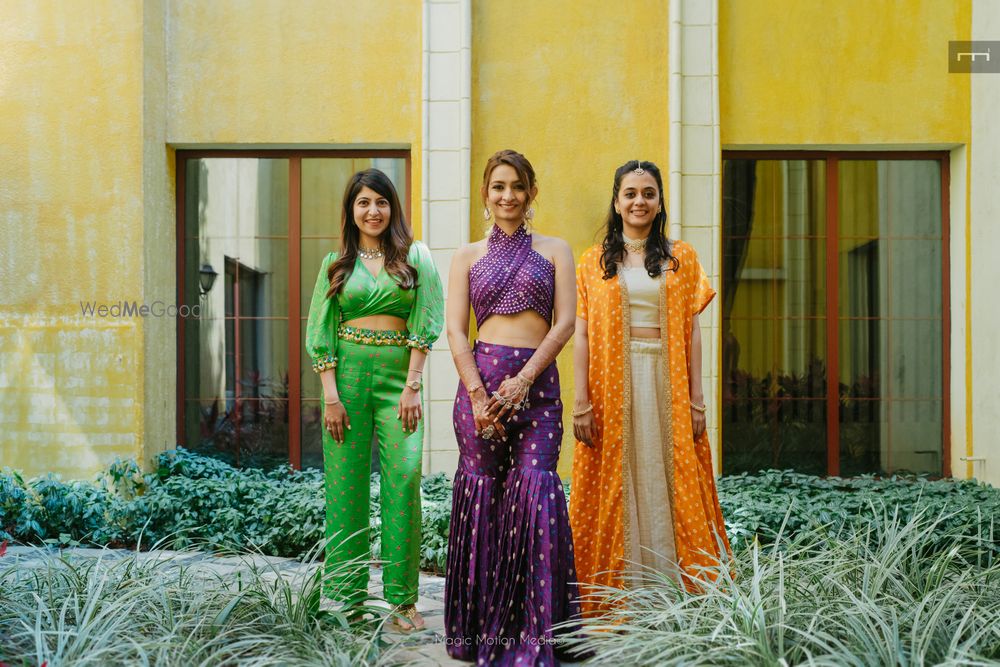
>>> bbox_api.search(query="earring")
[483,207,492,221]
[524,207,535,221]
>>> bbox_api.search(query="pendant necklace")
[358,245,385,260]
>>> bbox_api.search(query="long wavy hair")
[599,160,679,280]
[327,169,417,297]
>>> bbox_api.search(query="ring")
[481,425,496,439]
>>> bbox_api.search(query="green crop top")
[305,241,444,372]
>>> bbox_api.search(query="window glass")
[722,157,945,476]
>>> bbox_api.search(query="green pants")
[323,336,423,606]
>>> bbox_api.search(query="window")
[721,153,950,476]
[177,151,410,469]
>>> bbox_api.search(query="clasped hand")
[487,375,530,419]
[470,374,525,441]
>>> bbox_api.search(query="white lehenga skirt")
[626,337,680,581]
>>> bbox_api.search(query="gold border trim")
[618,269,635,569]
[658,273,678,559]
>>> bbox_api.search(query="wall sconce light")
[199,263,218,296]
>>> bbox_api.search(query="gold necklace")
[623,236,647,254]
[357,245,384,260]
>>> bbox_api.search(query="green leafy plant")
[3,450,999,572]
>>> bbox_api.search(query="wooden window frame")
[175,149,412,469]
[720,150,951,477]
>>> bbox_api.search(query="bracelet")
[467,384,486,396]
[690,401,707,413]
[572,404,593,418]
[324,399,342,406]
[408,369,423,374]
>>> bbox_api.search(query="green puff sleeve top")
[305,241,445,372]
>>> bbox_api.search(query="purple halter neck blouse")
[469,224,555,328]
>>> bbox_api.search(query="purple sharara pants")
[446,341,580,666]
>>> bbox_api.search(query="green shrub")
[717,469,1000,555]
[2,450,999,571]
[0,450,460,572]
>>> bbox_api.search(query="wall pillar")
[968,0,1000,485]
[421,0,472,474]
[672,0,722,473]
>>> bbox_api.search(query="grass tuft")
[0,539,397,667]
[559,511,1000,666]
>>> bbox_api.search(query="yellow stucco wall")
[0,1,146,478]
[719,0,972,478]
[166,0,424,235]
[4,0,980,481]
[472,0,671,477]
[2,0,424,479]
[720,0,971,145]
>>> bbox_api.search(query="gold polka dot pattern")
[569,240,732,617]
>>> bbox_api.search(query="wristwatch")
[405,379,422,392]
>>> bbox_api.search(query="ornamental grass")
[559,509,1000,666]
[0,540,395,667]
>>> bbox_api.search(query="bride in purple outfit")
[444,149,580,665]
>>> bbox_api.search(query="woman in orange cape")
[569,160,730,616]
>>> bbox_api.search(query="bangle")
[572,404,593,417]
[324,399,342,406]
[467,384,486,396]
[690,401,707,413]
[408,369,423,374]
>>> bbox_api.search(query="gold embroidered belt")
[337,324,410,347]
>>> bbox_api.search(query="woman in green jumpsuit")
[306,168,444,631]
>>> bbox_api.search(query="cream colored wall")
[0,0,146,478]
[471,0,670,477]
[969,0,1000,486]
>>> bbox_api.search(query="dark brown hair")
[480,149,537,207]
[600,160,679,280]
[327,169,417,296]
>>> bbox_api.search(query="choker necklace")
[623,234,647,254]
[357,245,384,260]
